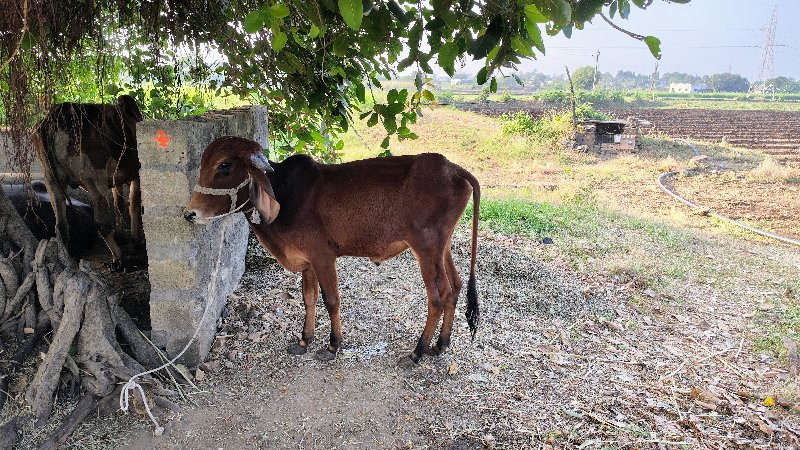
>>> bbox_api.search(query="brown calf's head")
[184,136,280,225]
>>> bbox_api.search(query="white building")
[669,83,708,93]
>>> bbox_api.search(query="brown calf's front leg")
[312,259,342,362]
[287,268,319,355]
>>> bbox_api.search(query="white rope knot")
[120,378,163,435]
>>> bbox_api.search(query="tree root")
[2,187,170,446]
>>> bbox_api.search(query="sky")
[459,0,800,79]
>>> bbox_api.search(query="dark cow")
[2,180,96,257]
[183,136,480,366]
[34,95,143,270]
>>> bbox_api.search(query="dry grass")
[750,156,800,181]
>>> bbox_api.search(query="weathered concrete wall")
[0,131,43,177]
[137,106,268,367]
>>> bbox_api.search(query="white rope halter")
[192,175,261,223]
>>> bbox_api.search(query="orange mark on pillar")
[155,130,171,148]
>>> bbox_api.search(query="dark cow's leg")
[112,186,125,237]
[288,268,319,355]
[432,245,462,355]
[128,178,142,241]
[403,246,450,367]
[312,259,342,361]
[41,168,70,244]
[88,184,124,271]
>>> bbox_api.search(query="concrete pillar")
[136,106,268,367]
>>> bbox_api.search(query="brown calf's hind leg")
[402,248,450,367]
[288,268,319,355]
[432,245,462,355]
[312,259,342,362]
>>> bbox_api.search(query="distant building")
[669,82,708,93]
[450,79,462,85]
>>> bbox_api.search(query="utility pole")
[592,50,600,91]
[752,5,777,95]
[650,61,659,100]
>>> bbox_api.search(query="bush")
[498,110,573,149]
[477,87,490,102]
[500,91,514,103]
[437,90,455,103]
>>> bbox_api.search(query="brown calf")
[184,136,480,364]
[34,95,143,270]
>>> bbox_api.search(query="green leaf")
[438,41,458,77]
[309,24,320,38]
[271,3,290,18]
[244,10,264,33]
[355,83,366,103]
[490,77,497,93]
[643,36,662,59]
[523,4,548,23]
[338,0,364,30]
[271,31,288,51]
[477,66,488,85]
[380,136,390,149]
[525,20,545,53]
[383,116,397,133]
[367,112,379,127]
[511,36,534,57]
[422,90,435,102]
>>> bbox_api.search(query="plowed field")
[460,103,800,166]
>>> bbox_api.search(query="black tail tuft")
[466,274,479,340]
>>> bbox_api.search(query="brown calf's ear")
[247,168,280,224]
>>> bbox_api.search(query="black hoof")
[110,260,124,272]
[428,345,444,356]
[287,343,308,355]
[397,355,419,370]
[314,347,337,362]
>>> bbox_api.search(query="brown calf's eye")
[217,162,232,176]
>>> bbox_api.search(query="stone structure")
[137,106,269,367]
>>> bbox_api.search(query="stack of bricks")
[136,106,269,367]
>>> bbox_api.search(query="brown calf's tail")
[461,168,480,340]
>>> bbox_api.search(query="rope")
[658,139,800,248]
[119,243,221,433]
[120,171,263,431]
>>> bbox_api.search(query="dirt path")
[60,227,799,449]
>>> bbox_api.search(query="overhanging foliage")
[0,0,687,166]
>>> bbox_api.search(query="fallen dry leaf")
[447,362,458,376]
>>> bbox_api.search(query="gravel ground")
[5,226,799,448]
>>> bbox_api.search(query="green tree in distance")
[571,65,600,91]
[708,73,750,93]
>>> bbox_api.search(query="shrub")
[437,90,455,103]
[500,91,514,103]
[477,87,490,102]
